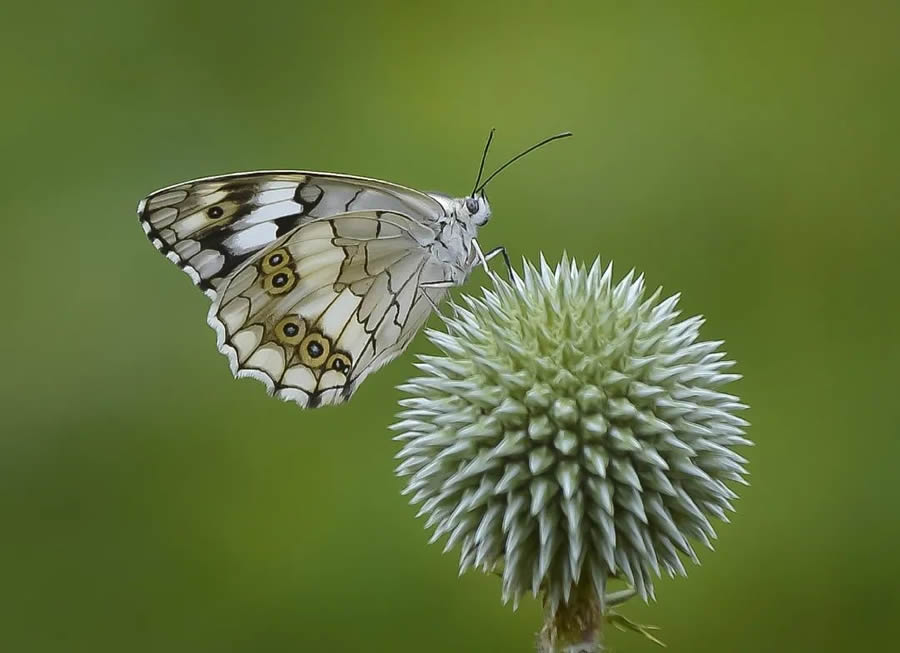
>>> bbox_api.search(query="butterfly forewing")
[206,211,454,408]
[137,171,446,299]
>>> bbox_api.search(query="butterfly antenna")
[476,131,572,194]
[471,128,496,196]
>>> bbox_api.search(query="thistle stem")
[539,576,604,653]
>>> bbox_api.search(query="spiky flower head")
[393,256,750,628]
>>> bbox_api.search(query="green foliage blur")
[2,1,898,651]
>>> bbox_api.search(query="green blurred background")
[2,1,898,651]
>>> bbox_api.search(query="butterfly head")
[429,192,492,228]
[462,194,492,226]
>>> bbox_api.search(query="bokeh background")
[2,1,898,651]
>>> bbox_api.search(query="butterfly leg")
[473,239,513,279]
[483,245,513,278]
[470,238,488,276]
[419,280,454,319]
[472,238,508,279]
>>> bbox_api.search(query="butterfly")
[137,131,571,408]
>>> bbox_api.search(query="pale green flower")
[393,256,750,651]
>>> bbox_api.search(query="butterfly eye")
[465,198,480,215]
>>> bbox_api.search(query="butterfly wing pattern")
[137,171,445,299]
[208,211,450,407]
[138,171,482,408]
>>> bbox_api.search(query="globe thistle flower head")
[393,255,750,620]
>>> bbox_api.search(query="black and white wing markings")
[137,171,446,300]
[206,210,452,408]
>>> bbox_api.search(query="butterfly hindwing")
[207,210,453,407]
[138,171,446,299]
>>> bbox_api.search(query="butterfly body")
[421,194,491,283]
[138,171,492,408]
